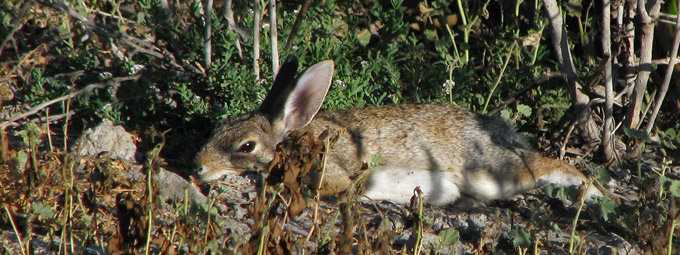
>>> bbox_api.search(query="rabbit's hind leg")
[527,152,604,199]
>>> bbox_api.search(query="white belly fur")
[362,167,462,206]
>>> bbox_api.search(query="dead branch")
[626,0,661,129]
[223,0,245,59]
[542,0,600,144]
[487,72,563,116]
[158,0,185,61]
[644,8,680,134]
[4,75,140,125]
[204,0,213,69]
[0,0,34,58]
[285,0,313,51]
[269,0,280,73]
[253,0,261,80]
[601,0,615,164]
[623,0,637,98]
[36,0,186,72]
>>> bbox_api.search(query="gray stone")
[76,119,137,161]
[157,167,208,204]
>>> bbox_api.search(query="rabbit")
[195,56,605,206]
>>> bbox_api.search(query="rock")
[156,167,208,204]
[75,119,137,161]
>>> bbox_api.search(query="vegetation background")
[2,0,680,254]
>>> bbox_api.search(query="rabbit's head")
[196,57,335,182]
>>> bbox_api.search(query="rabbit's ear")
[279,60,334,132]
[260,56,299,112]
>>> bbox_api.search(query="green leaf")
[565,0,583,17]
[548,222,561,231]
[516,104,532,117]
[660,176,672,188]
[593,196,617,222]
[510,228,531,248]
[500,109,513,121]
[14,151,28,170]
[26,123,42,139]
[544,184,580,201]
[32,202,55,219]
[424,29,437,41]
[669,180,680,197]
[438,228,459,246]
[357,29,371,47]
[391,0,405,9]
[588,164,611,185]
[623,127,650,142]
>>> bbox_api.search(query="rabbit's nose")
[196,165,208,179]
[196,165,222,182]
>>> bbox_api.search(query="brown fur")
[196,58,600,205]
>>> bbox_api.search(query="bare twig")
[1,44,47,85]
[488,72,563,116]
[3,75,140,124]
[92,9,137,25]
[269,0,280,73]
[559,121,577,160]
[652,57,680,65]
[560,97,606,159]
[626,0,661,129]
[600,0,615,164]
[36,0,186,72]
[623,0,636,98]
[660,12,679,21]
[204,0,213,69]
[285,0,313,51]
[645,8,680,134]
[223,0,244,59]
[0,0,34,58]
[158,0,184,61]
[28,111,77,126]
[542,0,600,144]
[660,12,679,24]
[253,0,261,80]
[4,207,26,255]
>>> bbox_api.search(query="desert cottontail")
[196,56,604,205]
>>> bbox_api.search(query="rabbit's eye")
[238,141,256,153]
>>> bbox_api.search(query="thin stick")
[645,8,680,134]
[46,108,54,152]
[269,0,279,73]
[626,0,661,128]
[543,0,599,144]
[223,0,245,59]
[36,0,185,71]
[482,40,517,114]
[559,98,605,159]
[253,0,261,80]
[568,180,591,253]
[4,75,139,124]
[560,120,577,160]
[4,207,27,255]
[158,0,184,60]
[487,72,562,116]
[0,1,34,58]
[285,0,313,51]
[306,133,332,242]
[600,0,614,163]
[204,0,213,69]
[623,0,637,98]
